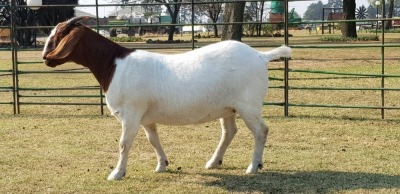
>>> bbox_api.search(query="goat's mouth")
[43,58,57,67]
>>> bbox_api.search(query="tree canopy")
[303,0,325,20]
[0,0,77,46]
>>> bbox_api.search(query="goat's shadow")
[200,170,400,193]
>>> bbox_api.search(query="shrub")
[320,35,379,42]
[108,36,145,42]
[367,28,400,33]
[263,24,275,37]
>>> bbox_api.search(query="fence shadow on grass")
[202,170,400,193]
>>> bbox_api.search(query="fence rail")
[1,0,399,119]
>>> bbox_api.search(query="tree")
[256,1,265,36]
[221,1,245,41]
[341,0,357,38]
[367,0,400,27]
[385,0,394,29]
[0,0,10,26]
[154,0,182,41]
[367,4,376,19]
[244,1,267,36]
[303,0,324,20]
[180,3,200,24]
[196,0,223,37]
[37,0,78,34]
[326,0,343,8]
[0,0,77,46]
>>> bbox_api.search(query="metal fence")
[1,0,400,119]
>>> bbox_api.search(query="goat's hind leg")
[240,111,269,174]
[143,123,168,172]
[206,114,238,169]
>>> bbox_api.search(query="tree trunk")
[221,1,245,41]
[203,1,222,38]
[165,3,180,41]
[213,24,218,37]
[384,0,394,29]
[168,18,176,41]
[341,0,357,38]
[257,1,265,36]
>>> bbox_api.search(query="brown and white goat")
[42,16,292,180]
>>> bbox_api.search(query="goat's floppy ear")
[47,29,82,60]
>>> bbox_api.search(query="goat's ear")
[67,16,90,26]
[47,29,82,59]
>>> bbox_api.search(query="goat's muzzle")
[43,57,56,67]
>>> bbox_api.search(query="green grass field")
[1,31,400,193]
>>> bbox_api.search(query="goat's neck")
[71,29,133,93]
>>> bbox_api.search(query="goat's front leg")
[206,114,237,169]
[108,113,141,181]
[143,123,168,172]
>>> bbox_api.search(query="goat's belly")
[141,107,235,126]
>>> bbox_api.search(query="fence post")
[94,0,104,115]
[380,0,386,119]
[10,0,20,114]
[191,0,194,50]
[284,0,289,117]
[10,0,15,114]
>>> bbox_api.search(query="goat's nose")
[43,56,47,60]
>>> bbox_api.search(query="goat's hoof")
[205,159,222,169]
[245,164,259,174]
[154,160,168,173]
[154,166,167,173]
[107,170,126,181]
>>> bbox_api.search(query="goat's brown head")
[42,16,90,67]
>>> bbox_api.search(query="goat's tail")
[260,45,292,62]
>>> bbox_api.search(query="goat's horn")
[67,16,90,26]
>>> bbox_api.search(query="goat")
[42,16,292,180]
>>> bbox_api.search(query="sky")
[76,0,372,18]
[291,0,370,17]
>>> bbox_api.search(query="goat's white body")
[104,40,291,180]
[106,41,284,126]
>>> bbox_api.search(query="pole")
[10,0,16,114]
[95,0,104,115]
[381,0,385,119]
[284,0,289,117]
[191,0,194,50]
[322,8,325,34]
[375,6,378,36]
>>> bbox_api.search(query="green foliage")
[303,1,324,20]
[108,36,145,42]
[262,24,275,36]
[367,28,400,33]
[320,35,379,42]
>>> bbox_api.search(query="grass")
[1,30,400,193]
[1,114,399,193]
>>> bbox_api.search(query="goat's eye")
[47,40,55,48]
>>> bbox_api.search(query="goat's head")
[42,16,90,67]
